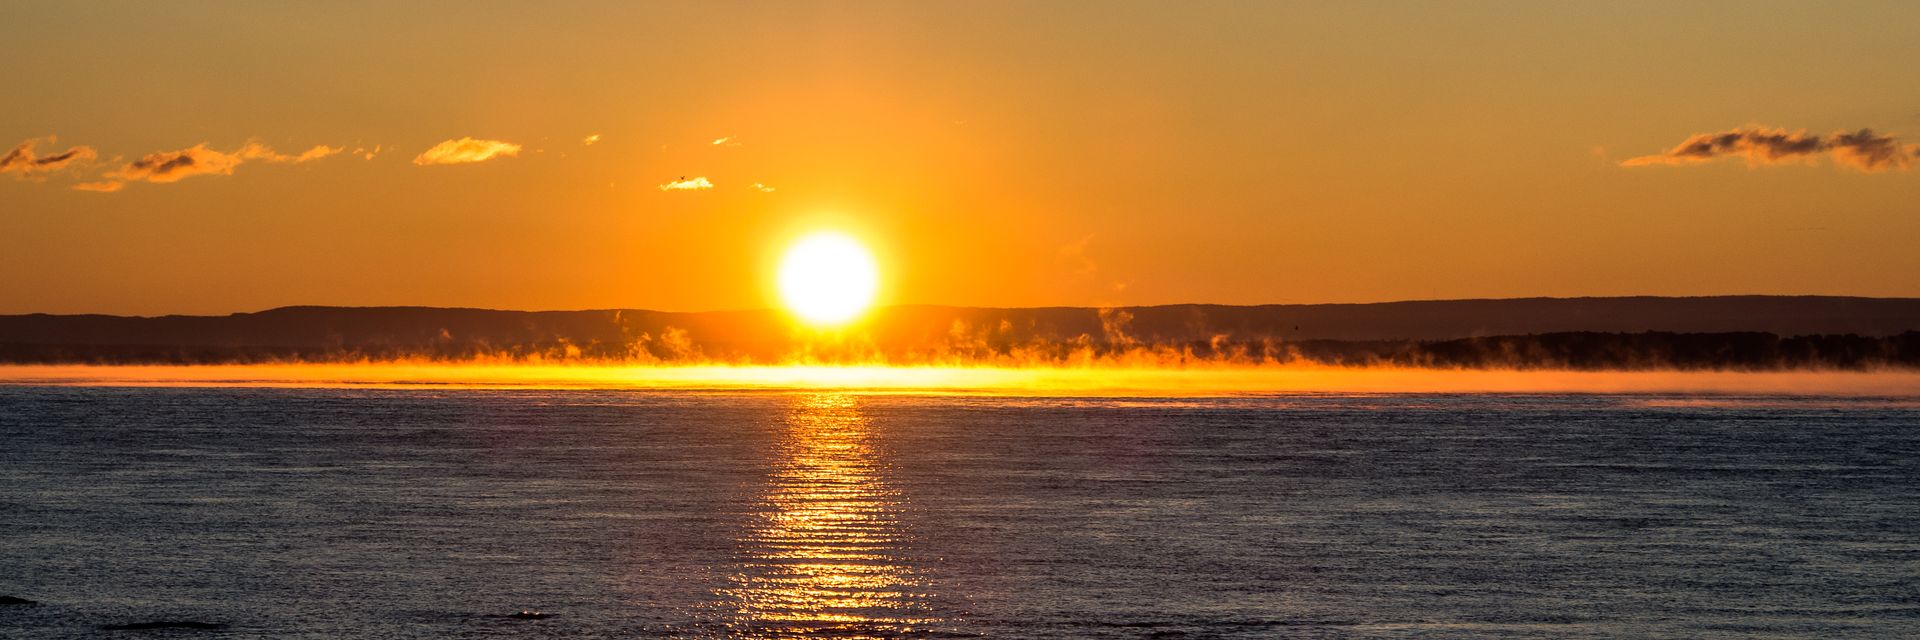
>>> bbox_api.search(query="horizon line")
[9,293,1920,320]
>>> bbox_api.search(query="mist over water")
[5,363,1920,397]
[3,387,1919,638]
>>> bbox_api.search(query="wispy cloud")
[90,140,341,190]
[582,134,601,146]
[412,137,522,166]
[659,176,714,191]
[1,137,98,178]
[72,181,123,193]
[749,182,775,192]
[105,144,243,184]
[1623,126,1917,172]
[352,144,381,160]
[1058,234,1098,277]
[712,136,740,147]
[236,141,342,164]
[1828,129,1917,172]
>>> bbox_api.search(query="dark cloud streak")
[0,137,98,177]
[1829,128,1915,171]
[1623,126,1917,172]
[93,140,341,190]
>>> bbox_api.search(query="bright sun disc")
[778,232,878,325]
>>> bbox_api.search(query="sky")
[3,1,1918,316]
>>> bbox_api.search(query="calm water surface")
[2,387,1918,638]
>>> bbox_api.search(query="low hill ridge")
[2,296,1917,368]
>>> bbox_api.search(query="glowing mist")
[3,364,1917,397]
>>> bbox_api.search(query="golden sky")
[3,1,1918,315]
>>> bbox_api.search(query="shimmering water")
[2,387,1918,638]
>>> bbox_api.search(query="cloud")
[659,176,714,191]
[582,134,601,146]
[95,139,342,189]
[72,181,123,193]
[1623,126,1917,172]
[712,136,740,147]
[412,137,522,165]
[1829,129,1916,172]
[1,137,98,178]
[104,143,245,184]
[1058,234,1098,277]
[352,144,381,160]
[749,182,775,192]
[236,141,342,163]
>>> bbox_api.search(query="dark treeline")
[2,331,1917,371]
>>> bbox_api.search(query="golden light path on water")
[716,393,938,637]
[2,364,1919,396]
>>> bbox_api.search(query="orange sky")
[3,1,1918,315]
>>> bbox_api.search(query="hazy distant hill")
[2,296,1918,368]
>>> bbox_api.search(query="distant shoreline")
[3,296,1917,369]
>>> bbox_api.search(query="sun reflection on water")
[719,393,941,637]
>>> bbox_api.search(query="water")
[3,387,1919,638]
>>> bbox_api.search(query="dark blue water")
[3,387,1919,638]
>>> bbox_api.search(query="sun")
[778,231,879,326]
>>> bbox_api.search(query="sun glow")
[778,232,879,326]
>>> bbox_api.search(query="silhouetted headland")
[2,296,1918,370]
